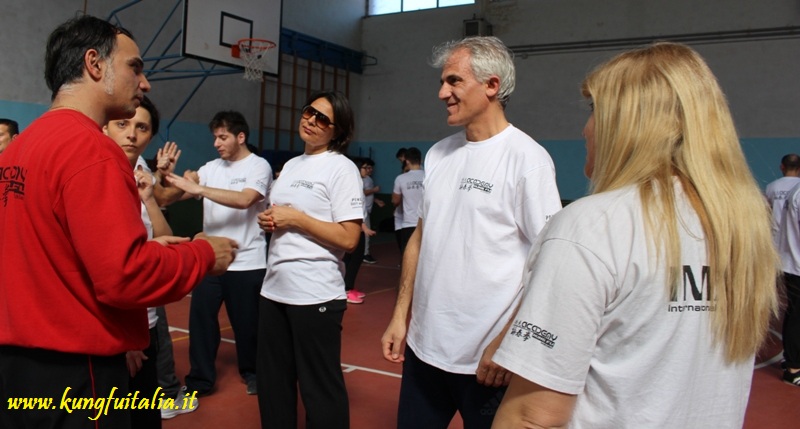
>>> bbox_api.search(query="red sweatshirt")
[0,109,215,355]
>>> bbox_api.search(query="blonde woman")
[491,43,779,428]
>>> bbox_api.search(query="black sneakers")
[782,369,800,387]
[363,255,377,264]
[246,379,258,395]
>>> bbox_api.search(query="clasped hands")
[257,205,299,233]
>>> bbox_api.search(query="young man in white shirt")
[766,154,800,247]
[392,147,424,256]
[166,111,272,396]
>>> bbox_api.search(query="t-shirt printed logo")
[0,165,26,207]
[230,177,247,185]
[406,181,424,191]
[668,265,716,313]
[350,197,364,209]
[290,180,314,190]
[509,319,558,349]
[459,177,493,194]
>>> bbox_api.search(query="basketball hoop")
[232,38,276,82]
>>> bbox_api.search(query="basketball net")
[237,39,276,82]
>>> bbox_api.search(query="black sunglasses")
[301,105,335,129]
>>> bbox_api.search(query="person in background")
[396,147,408,171]
[492,42,779,428]
[0,118,19,154]
[361,157,383,264]
[765,154,800,247]
[392,147,424,257]
[344,157,378,304]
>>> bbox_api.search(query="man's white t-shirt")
[494,183,753,429]
[198,153,272,270]
[408,124,562,373]
[766,176,800,247]
[260,151,364,305]
[393,169,424,229]
[779,182,800,276]
[135,156,158,329]
[363,175,375,213]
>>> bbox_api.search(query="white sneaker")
[161,386,199,419]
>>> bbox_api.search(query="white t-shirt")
[198,153,272,271]
[407,124,562,373]
[494,183,753,429]
[261,151,364,305]
[393,169,425,229]
[765,176,800,247]
[394,205,404,231]
[779,182,800,276]
[363,175,375,213]
[135,157,158,329]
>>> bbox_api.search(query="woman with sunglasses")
[256,90,363,429]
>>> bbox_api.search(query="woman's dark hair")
[138,96,160,135]
[45,15,133,100]
[304,90,354,154]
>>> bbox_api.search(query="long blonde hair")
[582,42,779,363]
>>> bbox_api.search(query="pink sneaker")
[347,290,364,304]
[353,290,366,299]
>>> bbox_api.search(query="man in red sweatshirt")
[0,15,237,429]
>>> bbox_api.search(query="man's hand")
[156,141,181,176]
[183,169,200,183]
[165,172,203,196]
[125,350,147,377]
[194,233,238,275]
[381,317,408,363]
[476,334,512,387]
[134,165,155,202]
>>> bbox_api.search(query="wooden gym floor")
[161,237,800,429]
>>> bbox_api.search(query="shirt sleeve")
[329,164,365,223]
[62,158,215,309]
[493,236,613,395]
[516,164,562,241]
[393,175,402,194]
[245,158,273,198]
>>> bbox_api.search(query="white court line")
[342,364,402,378]
[169,326,402,378]
[169,326,236,344]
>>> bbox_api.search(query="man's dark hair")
[209,111,250,143]
[363,158,375,167]
[396,148,407,159]
[405,147,422,164]
[138,96,160,135]
[45,15,134,101]
[304,90,354,154]
[0,118,19,136]
[781,154,800,170]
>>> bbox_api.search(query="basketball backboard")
[182,0,282,76]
